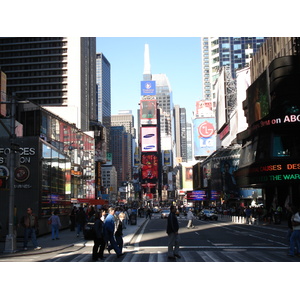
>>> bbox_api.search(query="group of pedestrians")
[19,207,62,251]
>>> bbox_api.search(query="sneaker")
[34,246,41,250]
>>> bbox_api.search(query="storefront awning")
[77,198,108,205]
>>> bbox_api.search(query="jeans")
[168,232,179,257]
[24,227,38,248]
[115,235,123,253]
[51,224,59,239]
[106,233,121,255]
[92,237,106,260]
[289,230,300,255]
[76,223,84,236]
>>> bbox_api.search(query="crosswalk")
[44,245,297,262]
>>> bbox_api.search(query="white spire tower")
[143,43,152,81]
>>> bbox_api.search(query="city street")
[0,214,297,262]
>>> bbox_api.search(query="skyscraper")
[174,105,187,163]
[201,37,266,104]
[0,37,96,131]
[111,111,135,183]
[96,52,111,127]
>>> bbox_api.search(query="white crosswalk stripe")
[45,246,296,262]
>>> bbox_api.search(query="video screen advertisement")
[140,99,157,125]
[193,118,216,157]
[141,153,159,182]
[141,126,157,152]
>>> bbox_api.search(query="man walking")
[166,205,180,260]
[20,207,41,251]
[103,207,123,258]
[186,208,195,229]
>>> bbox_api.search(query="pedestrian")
[69,206,77,231]
[124,210,129,226]
[48,209,62,240]
[288,206,300,257]
[115,214,124,253]
[92,211,106,261]
[103,207,123,258]
[245,206,252,224]
[119,211,126,229]
[166,205,180,259]
[76,207,87,237]
[186,208,195,229]
[20,207,41,251]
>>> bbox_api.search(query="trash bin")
[130,213,137,225]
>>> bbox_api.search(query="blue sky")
[96,37,202,122]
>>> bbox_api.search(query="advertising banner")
[141,81,156,95]
[141,154,158,181]
[140,99,157,125]
[193,118,216,157]
[141,126,157,152]
[246,70,270,127]
[187,190,207,201]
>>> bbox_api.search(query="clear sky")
[96,37,202,122]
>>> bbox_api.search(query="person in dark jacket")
[69,206,77,231]
[20,207,41,251]
[103,207,123,258]
[76,207,87,237]
[166,205,180,259]
[92,210,106,261]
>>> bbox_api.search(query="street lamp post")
[0,93,28,253]
[4,93,17,253]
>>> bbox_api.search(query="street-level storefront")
[235,56,300,210]
[0,135,95,237]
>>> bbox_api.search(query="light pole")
[0,93,28,253]
[3,93,17,252]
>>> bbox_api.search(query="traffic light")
[0,176,8,190]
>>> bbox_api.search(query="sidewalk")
[0,216,146,258]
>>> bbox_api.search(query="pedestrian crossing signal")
[0,176,8,190]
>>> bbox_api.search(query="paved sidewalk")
[0,216,146,257]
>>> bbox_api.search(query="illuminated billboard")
[140,99,157,125]
[141,81,156,95]
[193,118,216,157]
[187,190,207,201]
[141,154,158,181]
[141,126,157,152]
[246,70,270,127]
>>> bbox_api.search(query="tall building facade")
[96,53,111,129]
[201,37,266,105]
[174,105,187,163]
[0,37,97,131]
[109,126,131,187]
[111,111,135,184]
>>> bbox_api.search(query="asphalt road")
[0,215,296,262]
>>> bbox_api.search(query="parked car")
[199,209,218,221]
[161,209,170,219]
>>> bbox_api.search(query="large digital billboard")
[141,154,158,181]
[141,126,157,152]
[193,118,216,157]
[246,69,270,127]
[140,99,157,125]
[141,81,156,95]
